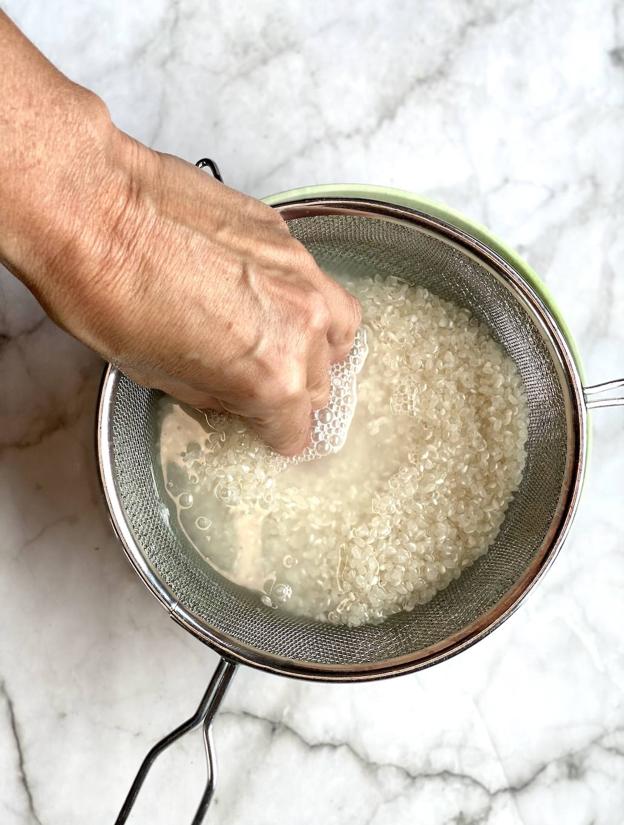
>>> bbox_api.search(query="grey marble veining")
[1,1,623,823]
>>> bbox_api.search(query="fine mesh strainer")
[97,163,623,824]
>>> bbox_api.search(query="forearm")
[0,11,129,309]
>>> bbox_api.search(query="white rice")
[158,273,528,626]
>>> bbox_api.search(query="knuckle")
[337,294,362,348]
[237,372,264,403]
[301,292,330,333]
[255,361,307,407]
[273,368,307,406]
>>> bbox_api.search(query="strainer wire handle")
[584,378,624,409]
[196,157,223,182]
[115,658,237,825]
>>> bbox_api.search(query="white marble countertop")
[1,2,623,823]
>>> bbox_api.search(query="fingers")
[251,392,313,457]
[322,280,362,362]
[289,247,362,363]
[148,375,226,412]
[198,395,225,412]
[119,168,361,457]
[306,335,331,410]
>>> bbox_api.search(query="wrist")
[0,84,140,339]
[0,83,120,272]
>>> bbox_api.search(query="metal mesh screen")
[106,211,575,671]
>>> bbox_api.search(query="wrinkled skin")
[0,11,361,455]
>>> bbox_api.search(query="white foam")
[289,327,368,464]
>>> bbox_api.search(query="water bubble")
[273,583,293,603]
[196,516,212,531]
[214,480,240,505]
[178,493,193,509]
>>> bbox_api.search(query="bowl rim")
[96,194,588,682]
[265,183,585,379]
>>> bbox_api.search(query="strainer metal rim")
[96,196,588,682]
[264,184,585,378]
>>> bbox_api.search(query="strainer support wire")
[114,658,237,824]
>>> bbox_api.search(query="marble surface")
[1,1,623,823]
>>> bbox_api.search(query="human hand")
[83,137,361,455]
[0,14,361,455]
